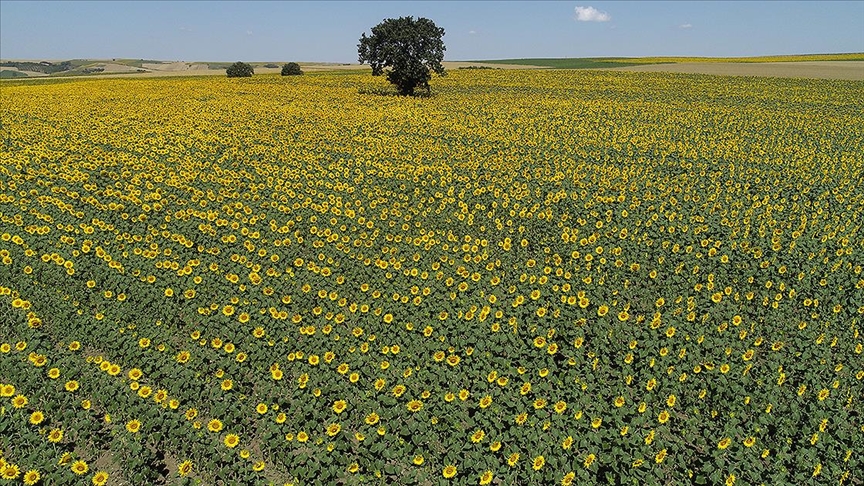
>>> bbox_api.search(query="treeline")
[0,61,73,74]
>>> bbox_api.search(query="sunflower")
[178,460,193,476]
[22,469,40,485]
[554,400,567,414]
[655,449,667,464]
[332,400,347,414]
[364,412,380,425]
[11,394,28,408]
[479,470,493,485]
[207,419,224,433]
[326,423,341,436]
[47,428,64,443]
[406,400,423,412]
[470,429,485,443]
[1,464,20,480]
[70,460,88,475]
[507,452,520,466]
[479,395,492,408]
[58,452,73,465]
[532,455,545,471]
[717,437,731,450]
[442,465,457,478]
[296,431,309,442]
[224,433,240,448]
[92,471,109,485]
[126,419,142,433]
[29,410,44,425]
[658,410,670,424]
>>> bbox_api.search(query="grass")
[0,70,29,79]
[471,58,651,69]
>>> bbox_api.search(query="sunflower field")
[0,69,862,485]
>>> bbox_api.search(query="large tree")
[358,16,446,96]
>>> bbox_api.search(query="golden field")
[0,70,862,485]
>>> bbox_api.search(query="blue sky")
[1,1,862,62]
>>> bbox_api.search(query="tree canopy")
[281,62,303,76]
[226,62,254,78]
[357,16,446,96]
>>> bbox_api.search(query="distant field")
[615,53,864,64]
[473,55,864,80]
[612,61,864,81]
[0,70,29,79]
[3,54,863,81]
[474,58,651,69]
[476,53,864,68]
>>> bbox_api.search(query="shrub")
[226,62,254,78]
[281,62,303,76]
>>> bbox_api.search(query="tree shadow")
[357,87,435,98]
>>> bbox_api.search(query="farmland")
[1,69,862,485]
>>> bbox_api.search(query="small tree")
[358,16,445,96]
[281,62,303,76]
[226,61,254,78]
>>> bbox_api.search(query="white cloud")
[574,6,611,22]
[469,30,477,35]
[680,23,692,29]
